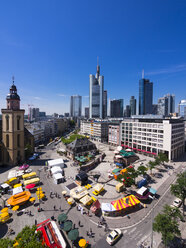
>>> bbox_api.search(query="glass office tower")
[139,78,153,115]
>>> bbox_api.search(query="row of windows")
[6,115,21,131]
[6,134,21,148]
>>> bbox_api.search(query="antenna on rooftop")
[142,69,144,79]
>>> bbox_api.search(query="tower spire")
[12,76,15,85]
[96,56,100,77]
[142,69,144,79]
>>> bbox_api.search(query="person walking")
[78,220,81,227]
[54,205,56,211]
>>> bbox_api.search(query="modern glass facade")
[139,79,153,115]
[110,99,123,117]
[130,96,136,115]
[89,65,105,118]
[178,100,186,119]
[70,95,82,117]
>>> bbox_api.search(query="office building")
[178,100,186,119]
[110,99,123,118]
[28,107,40,122]
[139,78,153,115]
[103,90,107,118]
[39,112,46,117]
[64,113,69,117]
[70,95,82,117]
[85,107,89,119]
[120,116,184,160]
[152,104,158,115]
[157,94,175,116]
[89,62,105,118]
[108,124,120,146]
[124,105,131,117]
[130,96,136,115]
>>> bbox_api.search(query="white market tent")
[48,159,64,168]
[117,146,123,151]
[51,166,62,175]
[101,203,115,212]
[8,170,24,180]
[13,186,23,195]
[53,173,63,180]
[137,186,148,196]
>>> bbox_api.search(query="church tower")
[1,77,25,165]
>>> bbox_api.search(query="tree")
[157,152,169,165]
[163,204,184,222]
[137,165,148,176]
[15,225,45,248]
[0,238,13,248]
[153,211,181,247]
[122,172,135,187]
[171,171,186,216]
[148,160,157,174]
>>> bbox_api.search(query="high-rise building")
[28,107,40,121]
[110,99,123,117]
[85,107,89,119]
[178,100,186,119]
[89,62,105,119]
[157,94,175,116]
[124,105,131,117]
[70,95,82,117]
[139,78,153,115]
[103,90,107,118]
[152,104,158,115]
[130,96,136,115]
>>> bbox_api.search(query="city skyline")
[0,1,186,114]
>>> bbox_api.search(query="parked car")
[171,198,182,208]
[143,174,151,182]
[28,156,36,161]
[106,229,122,245]
[33,153,39,158]
[19,164,29,170]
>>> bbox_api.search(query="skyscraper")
[85,107,89,118]
[157,94,175,116]
[139,78,153,115]
[130,96,136,115]
[178,100,186,119]
[103,90,107,118]
[110,99,123,117]
[70,95,82,117]
[124,105,131,117]
[89,61,105,118]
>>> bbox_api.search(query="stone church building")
[0,79,34,166]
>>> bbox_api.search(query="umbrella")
[0,212,9,217]
[1,207,9,213]
[29,197,36,203]
[68,228,79,241]
[63,220,72,232]
[79,239,87,247]
[13,184,22,188]
[37,187,42,191]
[26,184,35,189]
[67,198,74,205]
[62,191,67,196]
[58,213,67,223]
[12,205,19,211]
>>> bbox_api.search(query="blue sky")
[0,0,186,114]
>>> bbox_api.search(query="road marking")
[123,230,127,234]
[128,227,136,235]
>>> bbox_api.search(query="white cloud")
[57,94,69,97]
[146,64,186,76]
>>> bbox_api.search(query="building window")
[17,116,21,130]
[6,115,9,131]
[6,134,9,148]
[17,134,20,147]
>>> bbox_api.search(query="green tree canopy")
[148,160,157,174]
[137,165,148,176]
[153,211,181,247]
[157,152,169,165]
[15,225,44,248]
[171,171,186,216]
[0,238,13,248]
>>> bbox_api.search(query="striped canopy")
[111,195,140,211]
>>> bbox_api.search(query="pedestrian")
[29,211,32,216]
[59,206,61,211]
[35,219,37,225]
[54,205,56,211]
[78,220,81,227]
[87,210,89,216]
[73,223,75,229]
[55,192,57,198]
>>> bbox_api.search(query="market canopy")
[93,183,104,192]
[111,195,140,211]
[80,195,93,206]
[101,203,115,212]
[112,168,121,174]
[120,150,135,157]
[79,239,87,247]
[58,213,67,223]
[68,229,79,241]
